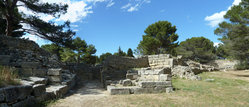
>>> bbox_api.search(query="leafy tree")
[114,47,126,56]
[72,37,87,64]
[215,44,229,59]
[0,0,75,45]
[41,43,63,60]
[60,48,77,63]
[214,0,249,69]
[137,21,179,55]
[127,48,134,57]
[82,44,97,64]
[176,37,216,63]
[99,52,112,63]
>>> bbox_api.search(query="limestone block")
[47,68,62,76]
[29,77,48,85]
[126,73,138,80]
[159,74,171,81]
[107,86,131,95]
[46,85,69,98]
[33,69,47,77]
[139,75,159,81]
[166,87,174,93]
[138,81,172,88]
[20,62,40,68]
[4,85,33,103]
[0,55,11,65]
[32,84,46,97]
[0,89,5,102]
[48,76,62,83]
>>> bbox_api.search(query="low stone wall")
[147,54,174,68]
[0,75,76,107]
[208,60,239,71]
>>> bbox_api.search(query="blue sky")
[22,0,241,56]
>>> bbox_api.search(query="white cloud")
[121,0,151,12]
[205,0,241,27]
[106,0,115,7]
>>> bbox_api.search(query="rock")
[32,84,46,97]
[159,74,171,81]
[19,68,33,76]
[46,85,69,98]
[12,96,36,107]
[4,85,33,103]
[0,55,11,65]
[29,77,48,85]
[166,87,173,93]
[0,89,5,102]
[205,79,215,82]
[138,81,172,88]
[48,76,62,83]
[172,66,201,80]
[47,68,62,76]
[122,79,132,86]
[20,62,40,68]
[32,69,47,77]
[107,86,131,95]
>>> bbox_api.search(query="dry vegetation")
[0,66,20,88]
[49,70,249,107]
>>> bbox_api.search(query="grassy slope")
[98,71,249,107]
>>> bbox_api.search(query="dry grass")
[0,66,20,88]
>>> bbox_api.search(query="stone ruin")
[0,36,76,107]
[101,54,234,95]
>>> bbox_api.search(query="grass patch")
[0,66,20,88]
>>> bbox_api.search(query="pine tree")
[127,48,134,57]
[0,0,74,45]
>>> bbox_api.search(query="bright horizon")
[22,0,241,56]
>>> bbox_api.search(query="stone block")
[47,69,62,76]
[12,96,36,107]
[166,87,173,93]
[126,73,138,80]
[0,55,11,65]
[159,74,171,81]
[0,89,5,102]
[138,81,172,88]
[4,85,33,103]
[32,84,46,97]
[29,77,48,85]
[46,85,69,98]
[133,88,154,94]
[107,86,131,95]
[20,68,33,76]
[122,79,132,86]
[33,69,47,77]
[20,62,40,68]
[48,76,62,83]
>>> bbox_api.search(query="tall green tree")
[127,48,134,57]
[214,0,249,69]
[0,0,75,45]
[114,47,126,56]
[72,37,87,64]
[215,44,229,59]
[41,43,62,59]
[137,21,179,55]
[176,37,216,63]
[99,52,112,63]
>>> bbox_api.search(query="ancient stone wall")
[147,54,174,68]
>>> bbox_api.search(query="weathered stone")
[126,73,138,80]
[32,84,46,97]
[138,81,172,88]
[19,68,33,76]
[166,87,173,93]
[12,96,36,107]
[46,85,69,98]
[159,74,171,81]
[48,76,62,83]
[0,89,5,102]
[122,79,132,86]
[32,69,47,77]
[0,55,11,65]
[107,86,131,95]
[20,62,40,68]
[4,85,33,103]
[29,77,48,85]
[47,69,62,76]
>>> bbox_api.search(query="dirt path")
[48,81,108,107]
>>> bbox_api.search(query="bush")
[235,61,249,70]
[0,66,20,88]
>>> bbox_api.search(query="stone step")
[20,77,48,86]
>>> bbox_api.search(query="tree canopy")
[137,21,179,55]
[0,0,75,45]
[114,47,126,56]
[214,0,249,69]
[176,37,216,63]
[127,48,134,57]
